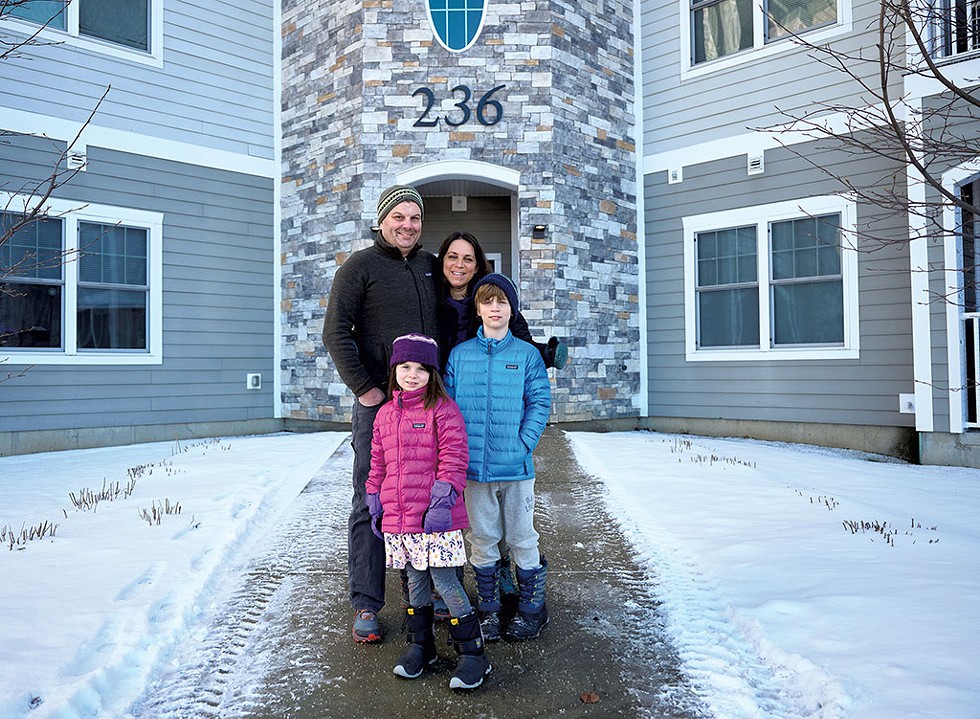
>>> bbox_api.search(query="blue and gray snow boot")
[448,612,491,690]
[472,563,502,641]
[504,557,548,641]
[392,604,437,679]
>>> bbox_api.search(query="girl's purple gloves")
[366,492,384,539]
[422,480,457,533]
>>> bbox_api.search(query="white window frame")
[1,192,163,365]
[0,0,163,68]
[679,0,852,79]
[683,195,860,361]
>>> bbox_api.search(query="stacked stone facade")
[280,0,639,424]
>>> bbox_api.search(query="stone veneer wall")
[280,0,639,424]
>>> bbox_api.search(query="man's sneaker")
[352,609,382,643]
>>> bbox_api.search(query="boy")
[444,273,552,642]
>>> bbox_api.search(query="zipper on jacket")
[405,255,434,337]
[395,394,405,533]
[482,340,493,479]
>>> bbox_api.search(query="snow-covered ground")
[569,432,979,719]
[0,430,977,718]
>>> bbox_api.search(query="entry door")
[962,179,979,427]
[419,195,514,277]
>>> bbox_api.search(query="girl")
[365,333,491,690]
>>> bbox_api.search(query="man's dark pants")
[349,400,386,613]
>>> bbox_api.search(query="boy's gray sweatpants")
[464,479,541,571]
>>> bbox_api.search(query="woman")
[435,231,566,370]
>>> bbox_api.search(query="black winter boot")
[448,612,492,690]
[498,553,519,620]
[392,604,437,679]
[504,557,549,641]
[472,563,502,641]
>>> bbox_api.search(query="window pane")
[697,226,757,287]
[693,0,753,63]
[5,0,67,30]
[79,0,149,51]
[79,222,148,286]
[0,213,63,280]
[698,286,759,347]
[0,282,62,348]
[771,214,840,280]
[772,280,843,345]
[767,0,837,40]
[77,287,146,349]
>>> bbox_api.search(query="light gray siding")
[0,135,276,434]
[640,0,892,150]
[645,141,914,427]
[0,0,275,158]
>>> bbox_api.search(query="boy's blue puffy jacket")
[444,328,551,483]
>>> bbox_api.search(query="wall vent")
[747,154,764,175]
[66,151,88,171]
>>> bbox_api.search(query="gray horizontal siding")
[0,0,274,158]
[640,0,895,154]
[645,141,914,428]
[0,136,276,434]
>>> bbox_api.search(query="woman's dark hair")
[436,231,492,299]
[387,362,449,410]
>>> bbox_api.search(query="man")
[323,185,440,643]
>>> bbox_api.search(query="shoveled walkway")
[133,427,710,718]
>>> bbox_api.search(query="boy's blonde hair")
[474,282,510,307]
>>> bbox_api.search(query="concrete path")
[133,427,710,718]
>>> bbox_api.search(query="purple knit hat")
[389,333,440,368]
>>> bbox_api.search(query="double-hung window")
[3,0,159,63]
[928,0,980,60]
[683,196,859,360]
[0,195,163,364]
[690,0,841,65]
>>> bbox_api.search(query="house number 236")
[412,84,505,127]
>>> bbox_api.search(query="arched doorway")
[396,161,520,279]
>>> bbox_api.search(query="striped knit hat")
[377,185,424,224]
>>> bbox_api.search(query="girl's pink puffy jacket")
[366,387,469,534]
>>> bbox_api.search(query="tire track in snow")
[127,440,353,719]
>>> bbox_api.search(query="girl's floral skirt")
[384,529,467,570]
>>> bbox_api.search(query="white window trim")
[942,160,980,433]
[0,1,163,68]
[683,195,860,361]
[1,192,163,365]
[678,0,853,80]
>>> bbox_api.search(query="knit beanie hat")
[377,185,424,224]
[472,273,519,314]
[389,333,440,368]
